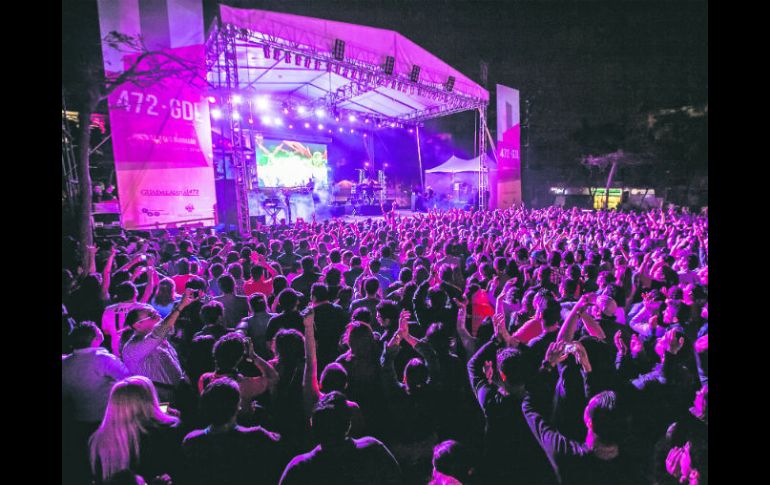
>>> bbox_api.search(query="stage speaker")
[333,39,346,60]
[383,56,395,75]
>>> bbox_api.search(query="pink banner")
[495,85,522,208]
[106,44,216,229]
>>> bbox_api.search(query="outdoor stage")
[99,4,492,233]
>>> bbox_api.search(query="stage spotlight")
[364,118,370,124]
[409,65,421,83]
[274,117,283,126]
[283,108,289,115]
[304,122,310,128]
[255,96,269,110]
[349,114,356,122]
[208,96,216,103]
[338,127,344,132]
[364,162,369,167]
[328,129,332,133]
[383,55,395,75]
[232,95,242,105]
[363,133,367,137]
[261,115,272,125]
[315,108,326,118]
[390,122,396,127]
[289,124,294,129]
[211,109,222,119]
[232,112,241,120]
[350,129,355,133]
[297,106,307,115]
[335,117,340,122]
[318,123,324,129]
[408,128,414,133]
[384,163,389,168]
[333,39,346,60]
[248,118,254,124]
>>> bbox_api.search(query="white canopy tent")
[425,155,496,205]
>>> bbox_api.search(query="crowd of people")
[62,206,708,484]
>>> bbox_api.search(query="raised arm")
[454,299,476,356]
[556,293,595,343]
[467,339,499,409]
[302,309,321,416]
[101,247,117,300]
[138,266,157,304]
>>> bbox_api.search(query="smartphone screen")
[159,403,169,413]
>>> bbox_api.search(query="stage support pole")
[416,124,424,189]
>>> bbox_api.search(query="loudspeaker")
[383,56,395,75]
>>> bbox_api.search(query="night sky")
[62,0,707,172]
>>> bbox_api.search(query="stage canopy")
[206,5,489,124]
[426,155,497,173]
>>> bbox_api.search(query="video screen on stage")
[255,137,329,188]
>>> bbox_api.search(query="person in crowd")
[266,289,304,344]
[150,278,179,318]
[198,333,278,424]
[194,300,229,340]
[213,274,250,328]
[102,279,155,356]
[89,376,182,484]
[182,378,283,485]
[63,322,130,426]
[207,263,225,297]
[122,290,195,402]
[430,440,475,485]
[236,293,275,359]
[279,391,402,485]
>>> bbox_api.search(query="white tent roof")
[426,155,495,173]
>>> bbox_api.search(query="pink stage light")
[304,122,310,128]
[289,124,294,129]
[248,118,254,124]
[315,108,326,118]
[232,95,242,105]
[350,129,355,133]
[232,112,241,120]
[348,114,356,122]
[261,115,272,125]
[208,96,216,103]
[274,117,283,126]
[364,118,370,124]
[318,123,324,130]
[364,162,369,167]
[338,127,344,132]
[211,109,222,119]
[297,106,307,115]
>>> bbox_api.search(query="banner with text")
[107,44,216,229]
[496,84,522,208]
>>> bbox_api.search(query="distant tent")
[424,155,496,206]
[425,155,496,173]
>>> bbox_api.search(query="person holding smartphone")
[121,289,197,402]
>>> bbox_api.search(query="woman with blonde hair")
[89,376,181,483]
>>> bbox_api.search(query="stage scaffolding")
[205,18,489,234]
